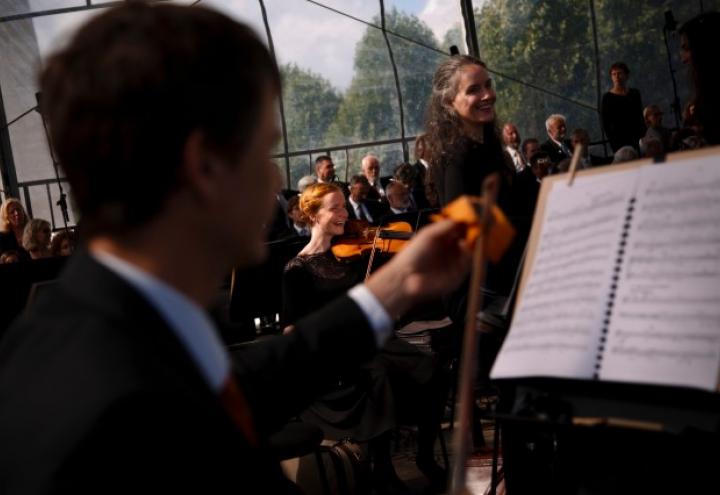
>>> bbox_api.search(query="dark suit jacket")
[346,199,389,225]
[540,138,572,165]
[0,252,377,494]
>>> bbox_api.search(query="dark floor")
[392,419,500,495]
[281,415,502,495]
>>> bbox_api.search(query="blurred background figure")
[679,11,720,145]
[0,250,20,264]
[22,219,52,260]
[502,122,527,173]
[297,174,317,193]
[643,104,671,152]
[0,198,30,261]
[601,62,646,152]
[612,145,639,164]
[50,229,77,257]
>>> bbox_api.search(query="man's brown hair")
[40,3,280,234]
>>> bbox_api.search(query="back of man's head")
[40,3,280,235]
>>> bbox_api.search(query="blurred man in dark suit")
[0,4,471,494]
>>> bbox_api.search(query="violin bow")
[364,229,381,281]
[449,174,500,495]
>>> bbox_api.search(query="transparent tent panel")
[264,0,401,152]
[387,31,445,138]
[385,0,466,54]
[21,179,77,230]
[313,0,377,25]
[187,0,267,46]
[594,0,705,130]
[492,73,603,148]
[0,0,84,19]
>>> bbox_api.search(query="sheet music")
[492,169,640,379]
[601,159,720,391]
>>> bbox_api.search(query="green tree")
[472,0,702,146]
[281,63,342,152]
[327,9,445,173]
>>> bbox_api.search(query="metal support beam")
[379,0,408,163]
[460,0,480,58]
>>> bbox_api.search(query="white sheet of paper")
[600,158,720,391]
[491,169,640,379]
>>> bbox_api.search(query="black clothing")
[430,131,533,297]
[601,88,646,152]
[540,138,572,166]
[345,199,388,225]
[282,251,364,326]
[0,251,379,494]
[282,252,394,442]
[0,231,30,261]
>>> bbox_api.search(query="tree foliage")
[474,0,700,143]
[280,63,342,152]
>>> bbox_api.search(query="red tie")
[219,374,258,447]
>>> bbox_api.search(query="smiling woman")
[424,55,505,208]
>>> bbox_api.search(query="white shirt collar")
[419,158,429,169]
[92,251,230,392]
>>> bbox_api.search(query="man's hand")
[364,219,471,319]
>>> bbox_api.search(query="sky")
[30,0,467,91]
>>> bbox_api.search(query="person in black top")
[679,11,720,145]
[424,55,533,309]
[282,182,406,493]
[601,62,646,152]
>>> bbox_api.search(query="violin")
[331,219,414,279]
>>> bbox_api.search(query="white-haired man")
[540,114,573,166]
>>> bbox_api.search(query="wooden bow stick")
[433,175,511,495]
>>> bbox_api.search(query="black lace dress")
[282,251,395,442]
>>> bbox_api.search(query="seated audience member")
[393,162,427,211]
[612,145,639,163]
[643,104,671,152]
[413,134,438,209]
[361,154,389,202]
[0,250,20,264]
[540,114,573,165]
[530,151,552,182]
[570,128,612,167]
[640,136,664,159]
[50,229,77,257]
[385,180,414,215]
[296,174,317,193]
[555,158,573,174]
[502,122,527,172]
[0,198,31,261]
[0,4,471,493]
[286,195,310,237]
[346,174,387,225]
[22,219,52,260]
[521,137,540,165]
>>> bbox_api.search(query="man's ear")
[181,130,221,200]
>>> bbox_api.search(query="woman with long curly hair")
[424,56,508,207]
